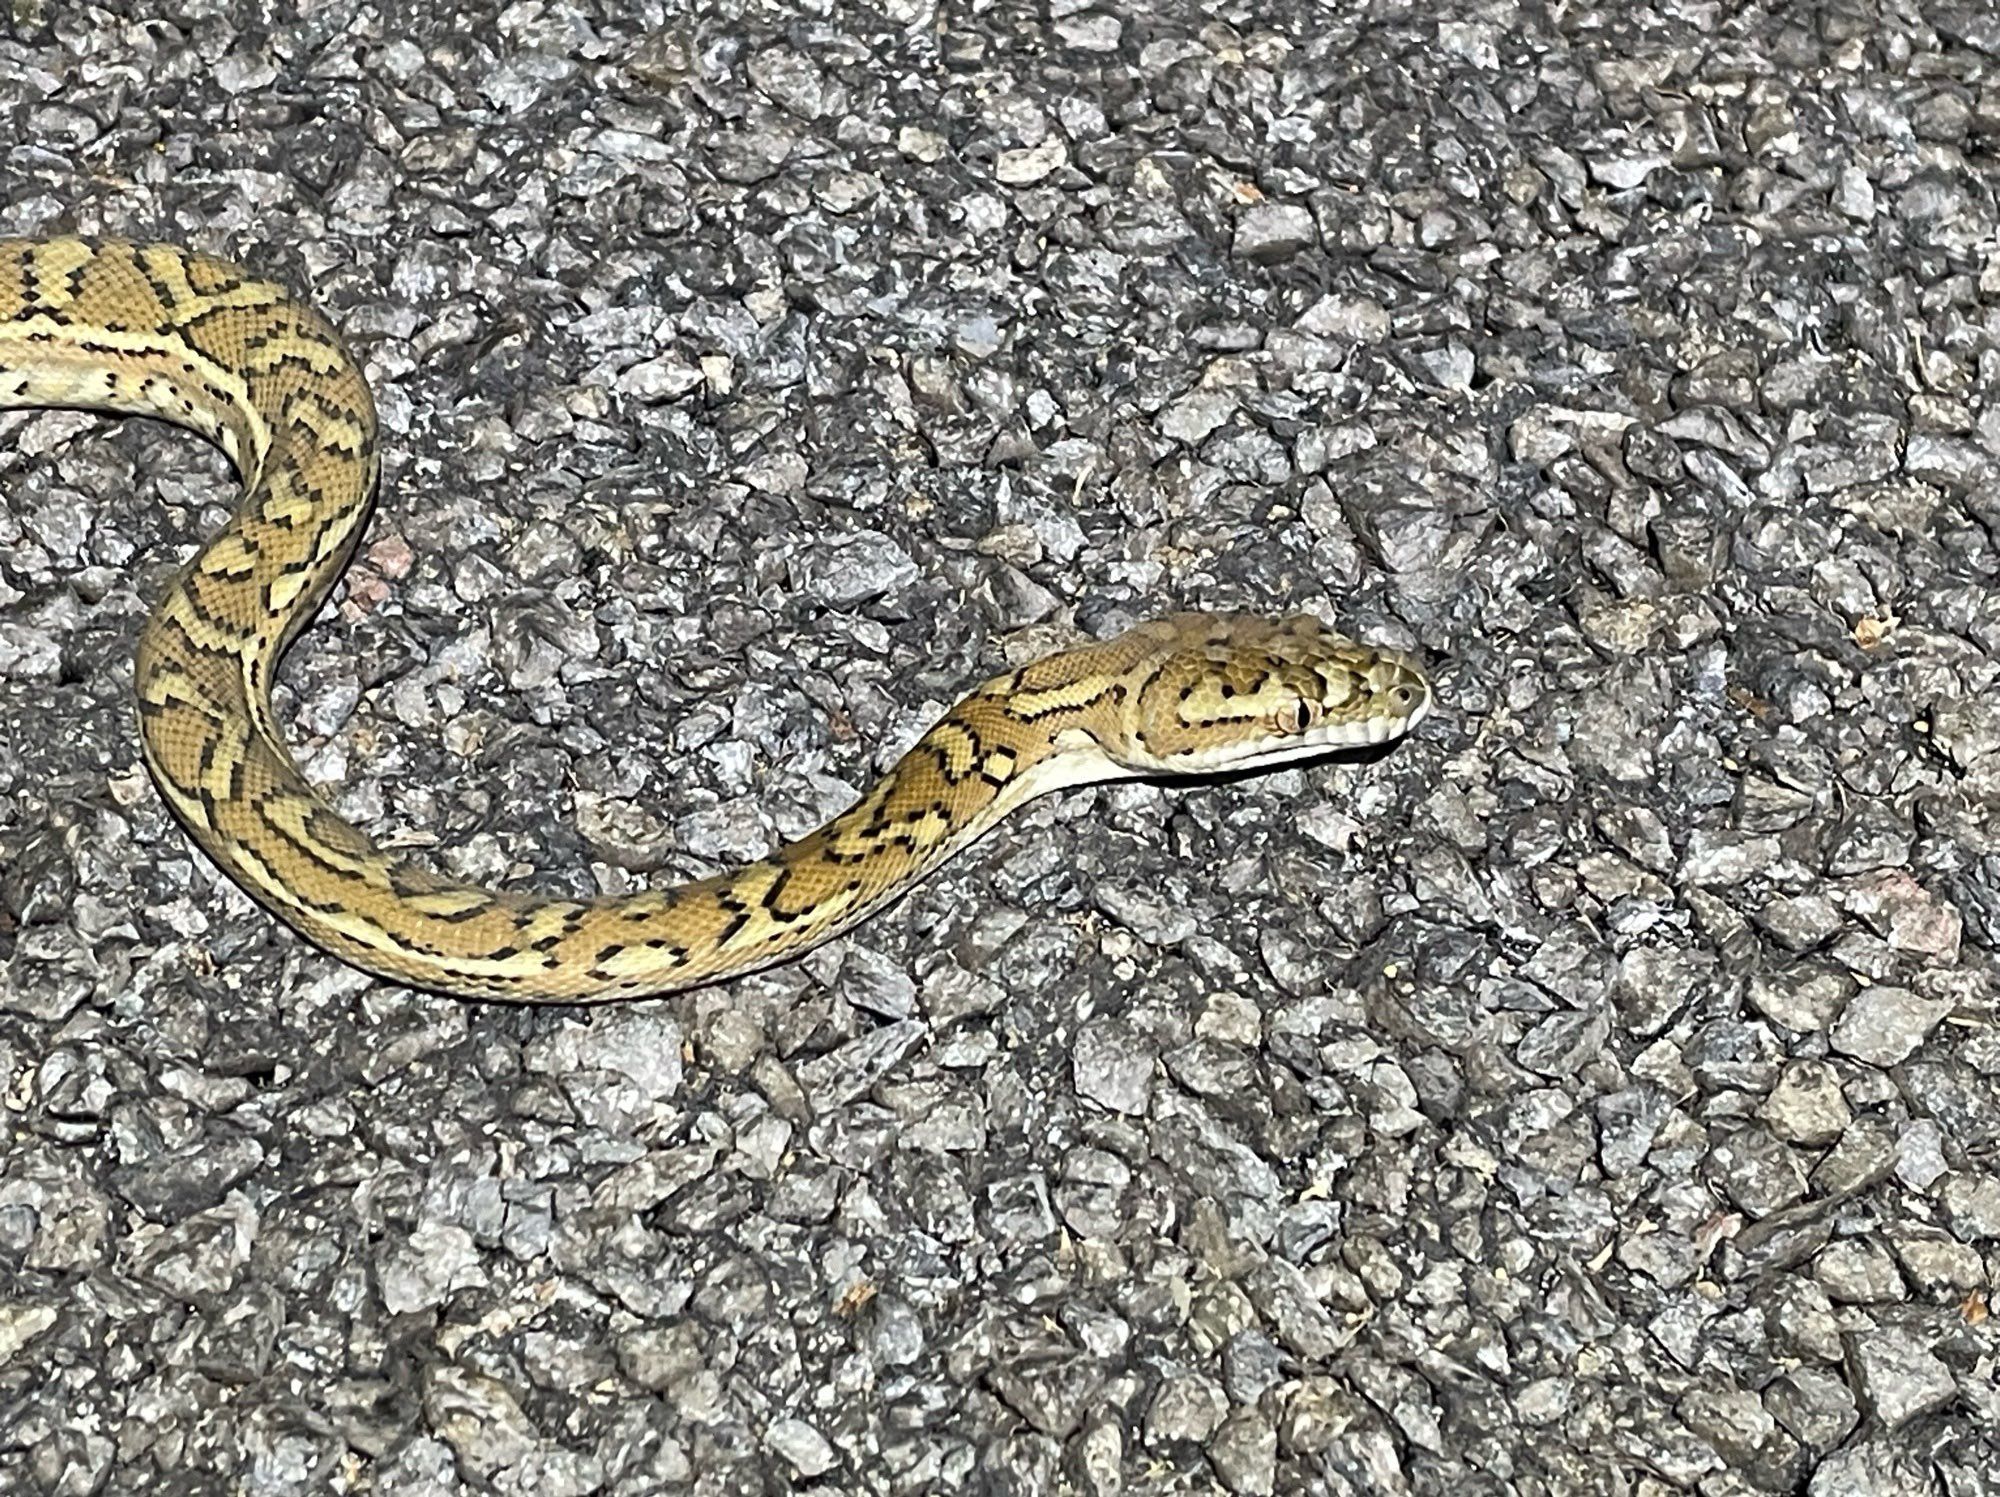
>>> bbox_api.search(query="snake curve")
[0,237,1433,1002]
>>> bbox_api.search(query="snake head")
[1105,611,1432,777]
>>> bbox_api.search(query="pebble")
[1845,1327,1959,1430]
[1830,986,1953,1066]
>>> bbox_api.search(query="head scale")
[1107,612,1431,776]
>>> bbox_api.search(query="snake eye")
[1274,697,1317,735]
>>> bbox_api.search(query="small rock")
[1748,967,1851,1035]
[1144,1369,1226,1446]
[840,946,919,1020]
[1894,1119,1950,1190]
[617,1323,704,1395]
[1756,892,1846,951]
[1092,881,1198,946]
[1842,871,1963,960]
[1220,1329,1284,1405]
[1941,1172,2000,1240]
[1677,1385,1778,1468]
[425,1366,540,1478]
[1592,152,1667,189]
[1809,1443,1935,1497]
[524,1011,684,1103]
[795,1020,928,1111]
[0,1302,59,1365]
[1207,1407,1278,1495]
[1813,1237,1904,1303]
[1419,340,1476,390]
[1614,946,1714,1036]
[995,138,1067,184]
[793,530,921,607]
[1813,1117,1900,1196]
[1160,391,1238,445]
[1679,829,1779,886]
[1760,1061,1852,1147]
[379,1222,485,1314]
[1929,696,2000,771]
[987,1354,1103,1438]
[764,1417,837,1478]
[1055,12,1122,50]
[1766,1366,1858,1451]
[1830,986,1952,1066]
[1073,1017,1155,1116]
[1509,411,1575,465]
[897,124,946,162]
[1297,293,1390,342]
[1234,202,1317,262]
[1845,1326,1958,1429]
[1711,1125,1809,1216]
[1890,1231,1986,1294]
[871,1297,925,1366]
[1766,1281,1845,1363]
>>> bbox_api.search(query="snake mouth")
[1241,706,1429,772]
[1118,692,1432,779]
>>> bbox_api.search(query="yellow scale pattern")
[0,238,1433,1001]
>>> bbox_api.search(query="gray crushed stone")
[3,2,1999,1494]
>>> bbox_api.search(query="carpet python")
[0,237,1432,1001]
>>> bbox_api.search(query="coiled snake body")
[0,238,1432,1002]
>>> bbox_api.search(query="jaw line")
[1115,705,1430,782]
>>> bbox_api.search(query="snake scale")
[0,237,1432,1002]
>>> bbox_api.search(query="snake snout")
[1364,650,1433,729]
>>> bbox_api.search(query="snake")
[0,236,1433,1002]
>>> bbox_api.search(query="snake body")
[0,237,1432,1002]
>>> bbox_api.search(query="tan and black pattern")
[0,237,1433,1001]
